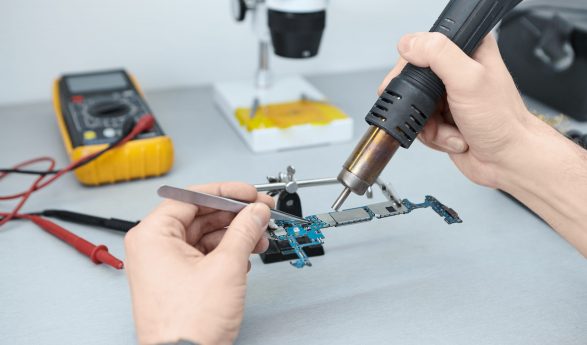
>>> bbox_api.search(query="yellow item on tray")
[235,100,348,132]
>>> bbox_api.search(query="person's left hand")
[125,182,274,345]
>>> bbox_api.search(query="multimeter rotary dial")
[89,100,132,118]
[78,94,139,132]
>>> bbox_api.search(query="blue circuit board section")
[270,196,462,268]
[402,196,462,225]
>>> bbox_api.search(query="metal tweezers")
[157,185,310,224]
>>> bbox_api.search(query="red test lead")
[28,215,124,270]
[0,115,154,269]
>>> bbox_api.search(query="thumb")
[217,203,270,263]
[397,32,483,90]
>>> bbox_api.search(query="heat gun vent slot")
[375,104,388,112]
[380,96,393,105]
[411,105,427,121]
[404,122,417,134]
[409,115,422,127]
[370,111,387,122]
[395,126,412,142]
[384,90,402,100]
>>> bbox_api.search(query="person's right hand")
[378,32,542,189]
[380,33,587,257]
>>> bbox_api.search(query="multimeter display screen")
[66,72,129,93]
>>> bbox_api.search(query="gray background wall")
[0,0,447,106]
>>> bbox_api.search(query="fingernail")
[446,137,468,153]
[399,35,416,54]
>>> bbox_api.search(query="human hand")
[379,32,540,189]
[125,182,274,345]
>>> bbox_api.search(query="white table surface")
[1,69,586,345]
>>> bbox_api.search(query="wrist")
[495,113,587,227]
[494,113,561,192]
[495,114,587,256]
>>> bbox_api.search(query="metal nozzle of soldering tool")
[332,126,401,210]
[331,0,524,211]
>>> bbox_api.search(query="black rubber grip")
[366,0,523,148]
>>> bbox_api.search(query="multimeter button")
[103,128,116,138]
[83,130,97,140]
[71,95,84,104]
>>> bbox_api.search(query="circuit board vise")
[256,166,462,268]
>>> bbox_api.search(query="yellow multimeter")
[53,69,174,185]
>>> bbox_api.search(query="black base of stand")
[260,237,325,264]
[259,190,325,264]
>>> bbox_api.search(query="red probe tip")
[28,216,125,270]
[91,245,125,270]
